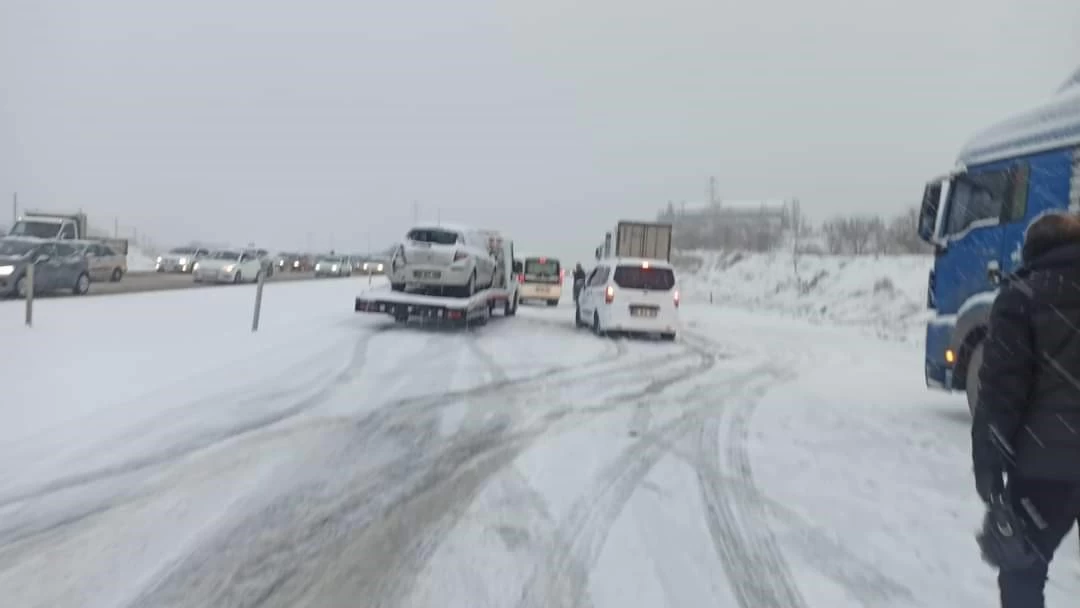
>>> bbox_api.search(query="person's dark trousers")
[998,477,1080,607]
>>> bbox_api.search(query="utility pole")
[412,201,419,223]
[708,176,717,205]
[436,209,441,225]
[12,192,17,224]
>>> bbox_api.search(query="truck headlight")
[156,256,163,263]
[315,264,322,271]
[377,263,384,271]
[224,264,235,272]
[0,265,13,276]
[178,257,188,265]
[332,264,338,271]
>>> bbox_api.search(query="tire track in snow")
[695,390,810,608]
[515,346,761,608]
[0,325,393,544]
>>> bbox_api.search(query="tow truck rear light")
[673,289,680,308]
[453,251,469,262]
[605,285,615,304]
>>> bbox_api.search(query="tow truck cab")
[918,73,1080,413]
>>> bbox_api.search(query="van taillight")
[605,285,615,304]
[673,290,680,308]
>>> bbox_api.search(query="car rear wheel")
[575,305,586,328]
[966,341,984,416]
[73,273,90,295]
[391,282,404,292]
[233,271,242,284]
[16,276,28,298]
[660,332,677,342]
[592,311,605,336]
[110,268,123,282]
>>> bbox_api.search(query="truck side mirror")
[917,182,943,243]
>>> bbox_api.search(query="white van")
[575,257,679,340]
[517,256,562,306]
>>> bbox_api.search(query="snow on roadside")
[673,249,933,342]
[0,277,387,492]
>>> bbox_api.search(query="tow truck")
[355,229,522,327]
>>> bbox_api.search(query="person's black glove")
[976,466,1005,504]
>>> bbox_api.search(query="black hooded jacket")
[973,239,1080,481]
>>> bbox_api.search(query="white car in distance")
[389,224,498,296]
[192,250,266,284]
[575,257,679,340]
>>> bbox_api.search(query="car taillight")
[517,273,525,283]
[559,268,565,284]
[453,251,468,262]
[673,289,680,308]
[605,285,614,304]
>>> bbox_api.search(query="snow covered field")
[0,268,1076,607]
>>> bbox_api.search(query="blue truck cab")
[918,70,1080,413]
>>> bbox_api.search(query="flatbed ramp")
[355,288,514,327]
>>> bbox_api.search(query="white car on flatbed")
[389,224,499,296]
[575,257,679,340]
[193,250,266,284]
[358,229,521,327]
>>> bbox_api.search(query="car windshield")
[0,240,37,256]
[169,247,198,255]
[407,228,460,245]
[613,265,676,290]
[525,259,560,276]
[209,251,241,260]
[318,257,342,264]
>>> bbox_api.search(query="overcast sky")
[1,0,1077,258]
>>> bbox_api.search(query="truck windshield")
[210,251,241,259]
[613,266,675,290]
[0,240,37,256]
[169,247,198,255]
[9,221,61,239]
[407,229,459,245]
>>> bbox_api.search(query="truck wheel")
[966,341,984,416]
[391,282,404,292]
[593,311,605,337]
[73,272,91,295]
[111,268,123,282]
[575,305,586,328]
[546,300,558,307]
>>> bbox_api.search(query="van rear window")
[525,259,560,276]
[613,266,675,290]
[407,229,460,245]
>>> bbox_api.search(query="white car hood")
[197,259,237,271]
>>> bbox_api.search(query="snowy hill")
[673,249,934,342]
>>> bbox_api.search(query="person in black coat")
[973,210,1080,607]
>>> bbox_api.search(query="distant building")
[658,199,793,251]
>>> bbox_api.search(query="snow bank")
[126,244,158,272]
[673,249,933,341]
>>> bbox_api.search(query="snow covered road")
[0,279,1077,607]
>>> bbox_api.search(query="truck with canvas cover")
[915,68,1080,414]
[8,211,129,255]
[595,221,673,262]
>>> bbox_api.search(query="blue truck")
[917,68,1080,413]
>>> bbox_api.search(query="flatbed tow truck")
[355,286,518,327]
[355,227,521,328]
